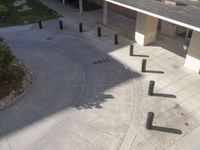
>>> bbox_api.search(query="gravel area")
[0,62,33,110]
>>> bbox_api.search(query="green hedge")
[0,38,14,77]
[0,38,25,98]
[0,4,9,16]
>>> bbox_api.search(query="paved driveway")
[0,25,142,150]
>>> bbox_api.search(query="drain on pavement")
[46,37,53,40]
[93,58,109,65]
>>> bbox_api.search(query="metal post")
[146,112,154,129]
[130,44,134,56]
[103,1,108,25]
[39,21,43,29]
[148,80,155,96]
[79,23,83,32]
[59,20,63,30]
[141,59,147,72]
[79,0,83,13]
[185,28,190,39]
[98,27,101,37]
[115,34,118,45]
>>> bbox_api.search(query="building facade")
[62,0,200,74]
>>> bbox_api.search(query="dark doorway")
[66,0,101,11]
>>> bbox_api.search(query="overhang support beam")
[135,12,158,45]
[184,31,200,73]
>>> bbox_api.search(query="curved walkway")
[0,27,143,150]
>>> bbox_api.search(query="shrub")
[0,38,15,77]
[0,4,9,16]
[0,38,25,98]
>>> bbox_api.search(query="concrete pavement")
[0,1,200,150]
[0,22,142,150]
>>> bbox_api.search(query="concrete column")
[135,13,158,45]
[62,0,65,4]
[184,31,200,73]
[79,0,83,13]
[103,0,108,25]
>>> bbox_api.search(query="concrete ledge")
[184,55,200,73]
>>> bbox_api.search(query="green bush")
[0,37,25,98]
[0,4,9,16]
[0,38,15,77]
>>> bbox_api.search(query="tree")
[0,4,9,16]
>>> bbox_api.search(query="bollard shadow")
[132,54,149,58]
[151,126,182,134]
[144,70,164,74]
[153,93,176,98]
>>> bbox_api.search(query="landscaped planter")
[0,0,60,27]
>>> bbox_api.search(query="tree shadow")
[151,126,182,134]
[77,94,114,109]
[0,35,141,140]
[153,93,176,98]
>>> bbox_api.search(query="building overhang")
[106,0,200,32]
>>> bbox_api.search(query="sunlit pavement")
[0,1,200,149]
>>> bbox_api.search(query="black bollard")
[38,20,43,29]
[141,59,147,72]
[79,23,83,32]
[115,34,118,45]
[146,112,154,129]
[129,44,134,56]
[148,80,155,96]
[98,27,101,37]
[59,20,63,30]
